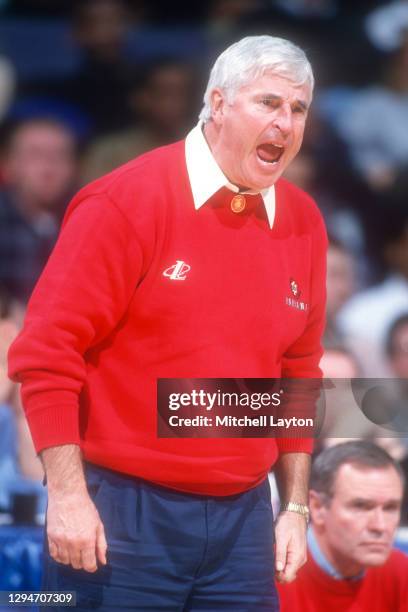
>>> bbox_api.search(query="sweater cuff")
[24,402,81,454]
[276,437,314,454]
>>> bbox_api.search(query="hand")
[274,511,307,583]
[46,489,107,572]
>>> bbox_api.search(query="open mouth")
[256,143,284,164]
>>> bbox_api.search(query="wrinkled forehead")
[241,63,312,93]
[235,72,313,106]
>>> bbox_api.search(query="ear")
[209,88,227,124]
[309,490,328,527]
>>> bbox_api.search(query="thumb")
[275,543,287,572]
[96,522,107,565]
[275,538,287,572]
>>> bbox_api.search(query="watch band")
[280,501,310,521]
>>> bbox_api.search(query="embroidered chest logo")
[286,278,308,311]
[290,278,300,298]
[163,260,191,281]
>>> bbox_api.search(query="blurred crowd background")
[0,0,408,564]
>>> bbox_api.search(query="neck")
[312,526,364,579]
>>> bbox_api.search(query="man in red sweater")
[278,441,408,611]
[8,35,326,610]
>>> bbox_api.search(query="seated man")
[278,440,408,611]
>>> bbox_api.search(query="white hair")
[199,35,314,123]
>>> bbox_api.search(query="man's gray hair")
[199,35,314,123]
[311,440,405,502]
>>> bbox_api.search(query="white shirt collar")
[185,122,276,229]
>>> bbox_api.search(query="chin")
[359,550,390,567]
[249,171,282,191]
[260,164,286,187]
[241,159,280,190]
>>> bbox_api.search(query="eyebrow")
[348,497,402,506]
[259,93,309,112]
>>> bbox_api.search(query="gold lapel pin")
[230,195,246,213]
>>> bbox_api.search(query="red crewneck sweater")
[278,548,408,612]
[8,140,327,495]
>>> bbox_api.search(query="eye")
[351,501,372,510]
[292,103,307,115]
[384,503,401,513]
[260,98,279,108]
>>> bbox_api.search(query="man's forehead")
[333,463,403,500]
[239,73,312,104]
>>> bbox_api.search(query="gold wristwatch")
[280,501,310,522]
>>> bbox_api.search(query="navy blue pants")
[42,463,279,611]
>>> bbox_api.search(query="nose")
[271,103,293,137]
[367,507,387,534]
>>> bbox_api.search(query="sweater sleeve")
[277,214,328,454]
[8,193,143,453]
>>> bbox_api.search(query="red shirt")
[278,548,408,612]
[8,139,327,495]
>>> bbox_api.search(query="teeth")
[257,156,278,164]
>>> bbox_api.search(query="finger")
[275,570,287,584]
[281,564,298,583]
[275,562,295,584]
[67,541,83,570]
[279,552,304,583]
[274,541,288,573]
[96,523,107,565]
[80,545,98,573]
[48,538,58,561]
[55,540,70,565]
